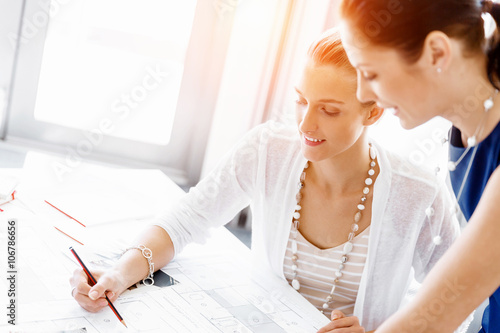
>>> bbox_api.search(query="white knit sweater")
[153,121,460,331]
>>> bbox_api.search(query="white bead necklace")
[424,89,498,241]
[447,89,498,206]
[290,143,377,313]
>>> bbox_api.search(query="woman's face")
[295,60,371,163]
[340,22,440,129]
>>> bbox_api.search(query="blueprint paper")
[5,227,329,332]
[0,164,329,332]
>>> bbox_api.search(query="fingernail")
[107,292,115,298]
[99,300,108,307]
[89,291,98,300]
[331,315,340,321]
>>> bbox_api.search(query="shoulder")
[374,142,445,205]
[375,145,457,233]
[249,120,299,142]
[478,165,500,208]
[241,120,300,156]
[225,121,301,175]
[381,146,439,190]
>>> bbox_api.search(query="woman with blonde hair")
[70,28,459,332]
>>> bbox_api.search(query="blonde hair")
[307,28,375,107]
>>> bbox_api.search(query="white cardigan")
[153,121,460,331]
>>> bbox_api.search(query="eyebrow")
[294,88,345,104]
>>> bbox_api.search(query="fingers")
[317,310,347,333]
[105,290,118,303]
[319,328,364,333]
[317,315,365,333]
[70,268,92,298]
[69,268,89,290]
[331,310,347,321]
[88,273,119,300]
[69,268,114,313]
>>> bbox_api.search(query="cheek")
[327,117,363,139]
[375,80,397,100]
[391,74,423,100]
[373,71,408,96]
[294,103,301,116]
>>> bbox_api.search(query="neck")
[443,55,500,146]
[307,135,373,195]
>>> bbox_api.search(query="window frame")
[5,0,239,186]
[0,0,24,140]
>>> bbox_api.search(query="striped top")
[283,226,370,317]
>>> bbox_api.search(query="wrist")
[104,266,131,294]
[119,245,155,286]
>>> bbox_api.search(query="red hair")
[307,28,356,75]
[307,28,375,106]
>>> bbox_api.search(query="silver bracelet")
[122,245,155,286]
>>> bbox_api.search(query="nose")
[298,105,318,134]
[356,73,377,104]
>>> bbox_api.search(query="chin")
[398,117,421,130]
[399,120,414,130]
[301,150,321,163]
[396,108,432,130]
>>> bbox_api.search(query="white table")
[0,153,329,332]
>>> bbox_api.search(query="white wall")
[201,0,333,177]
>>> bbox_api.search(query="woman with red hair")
[340,0,500,332]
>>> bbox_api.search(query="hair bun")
[482,0,494,13]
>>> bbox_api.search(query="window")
[33,0,197,146]
[6,0,240,186]
[3,0,447,187]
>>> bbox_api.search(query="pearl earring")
[437,68,442,73]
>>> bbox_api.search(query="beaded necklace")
[447,90,498,208]
[290,143,377,312]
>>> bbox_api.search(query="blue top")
[449,121,500,333]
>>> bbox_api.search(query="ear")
[419,31,452,72]
[364,105,384,126]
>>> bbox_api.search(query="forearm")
[111,225,175,289]
[377,170,500,332]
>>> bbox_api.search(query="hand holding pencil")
[70,225,174,324]
[69,247,130,326]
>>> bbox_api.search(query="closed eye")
[321,107,340,116]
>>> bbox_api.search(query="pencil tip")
[121,320,128,328]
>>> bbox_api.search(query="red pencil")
[69,247,127,328]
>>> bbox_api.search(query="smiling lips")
[303,135,325,146]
